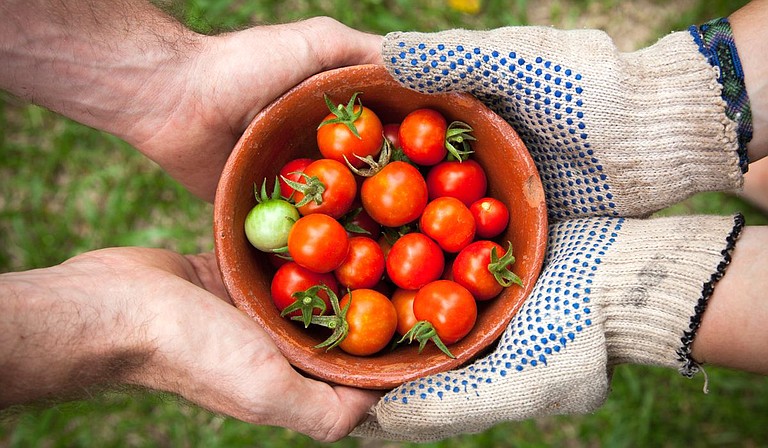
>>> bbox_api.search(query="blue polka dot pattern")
[389,40,617,221]
[382,217,623,405]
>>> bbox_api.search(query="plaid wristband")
[689,17,752,172]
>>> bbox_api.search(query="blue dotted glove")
[382,25,747,221]
[354,214,742,441]
[353,22,751,442]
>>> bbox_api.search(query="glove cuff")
[598,214,745,374]
[690,18,752,172]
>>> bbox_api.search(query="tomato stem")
[318,92,365,139]
[254,177,285,203]
[445,121,476,162]
[398,320,455,358]
[291,285,351,351]
[281,173,326,208]
[344,138,392,177]
[489,241,523,288]
[281,285,330,328]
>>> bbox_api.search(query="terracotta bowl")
[214,64,547,390]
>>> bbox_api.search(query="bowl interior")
[214,64,547,389]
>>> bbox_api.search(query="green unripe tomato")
[244,198,299,252]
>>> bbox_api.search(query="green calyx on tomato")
[281,172,326,208]
[319,92,365,139]
[490,241,523,287]
[398,320,455,359]
[292,284,350,351]
[445,121,476,161]
[345,137,392,177]
[281,285,329,328]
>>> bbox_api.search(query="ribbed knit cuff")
[598,214,744,374]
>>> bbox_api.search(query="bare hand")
[0,248,380,442]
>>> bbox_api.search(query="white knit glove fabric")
[351,25,749,442]
[382,27,744,220]
[354,214,743,441]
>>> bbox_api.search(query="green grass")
[1,0,764,447]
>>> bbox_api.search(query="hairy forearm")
[731,0,768,161]
[0,263,152,407]
[0,0,201,143]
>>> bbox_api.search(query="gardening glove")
[352,19,753,442]
[381,18,752,221]
[354,213,744,442]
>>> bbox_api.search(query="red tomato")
[419,197,476,253]
[361,161,428,227]
[383,123,401,148]
[278,158,312,200]
[334,236,386,289]
[391,288,419,337]
[270,262,339,317]
[426,159,488,206]
[413,280,477,345]
[293,159,357,219]
[452,240,519,301]
[288,214,349,273]
[338,289,397,356]
[386,232,444,290]
[398,108,448,166]
[470,197,510,239]
[317,100,383,168]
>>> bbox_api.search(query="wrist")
[0,260,154,407]
[730,1,768,162]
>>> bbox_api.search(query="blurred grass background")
[1,0,766,446]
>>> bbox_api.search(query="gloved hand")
[354,213,743,441]
[354,18,752,442]
[381,20,750,221]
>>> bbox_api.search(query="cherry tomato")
[317,96,383,168]
[270,262,339,317]
[419,196,476,253]
[398,108,448,166]
[452,240,520,301]
[288,214,349,273]
[413,280,477,345]
[278,158,313,200]
[338,289,397,356]
[334,236,386,289]
[361,161,428,227]
[292,159,357,219]
[244,181,300,252]
[383,123,401,148]
[391,288,418,337]
[470,197,510,239]
[426,159,488,206]
[386,232,444,290]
